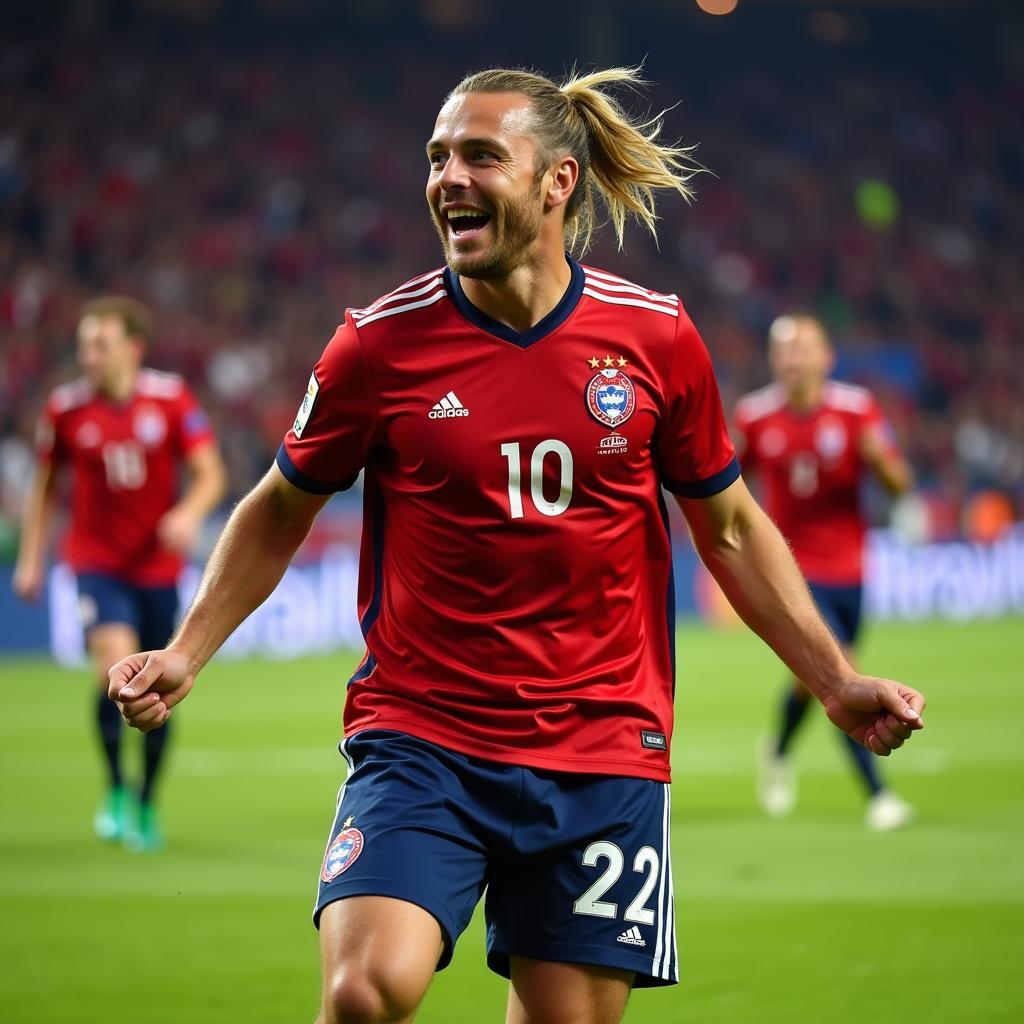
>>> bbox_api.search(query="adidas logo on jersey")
[429,391,469,419]
[616,926,646,947]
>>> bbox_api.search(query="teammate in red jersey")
[734,313,915,830]
[14,296,226,849]
[108,69,924,1022]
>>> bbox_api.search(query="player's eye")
[472,150,497,161]
[428,152,447,167]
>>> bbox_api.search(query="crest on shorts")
[321,827,364,883]
[586,369,636,428]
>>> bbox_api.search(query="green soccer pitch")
[1,618,1022,1023]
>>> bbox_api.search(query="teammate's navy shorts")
[76,572,179,650]
[314,729,678,987]
[808,581,863,647]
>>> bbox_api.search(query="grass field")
[1,618,1022,1023]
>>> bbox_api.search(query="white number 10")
[500,440,573,519]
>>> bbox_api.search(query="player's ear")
[544,155,579,213]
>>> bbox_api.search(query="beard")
[432,179,544,280]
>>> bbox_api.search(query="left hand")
[157,505,201,555]
[821,675,925,756]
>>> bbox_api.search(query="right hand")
[108,649,196,732]
[13,561,44,603]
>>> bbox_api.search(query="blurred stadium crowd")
[1,2,1021,554]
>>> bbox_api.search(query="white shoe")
[757,740,796,817]
[866,791,913,831]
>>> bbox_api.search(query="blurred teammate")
[734,314,915,830]
[109,69,924,1022]
[14,296,226,850]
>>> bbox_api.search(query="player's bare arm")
[110,463,330,730]
[858,422,914,496]
[13,462,58,603]
[156,440,228,555]
[676,477,925,755]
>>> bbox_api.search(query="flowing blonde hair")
[450,66,702,254]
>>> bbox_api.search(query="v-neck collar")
[443,254,585,349]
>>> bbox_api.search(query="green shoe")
[93,785,132,842]
[124,800,164,852]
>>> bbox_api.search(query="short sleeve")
[174,384,215,454]
[860,393,901,460]
[35,399,63,468]
[731,405,753,467]
[276,318,378,494]
[655,308,740,498]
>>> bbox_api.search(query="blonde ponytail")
[451,66,702,254]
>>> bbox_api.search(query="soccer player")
[734,314,916,830]
[109,69,924,1022]
[14,296,226,850]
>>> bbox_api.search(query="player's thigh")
[314,732,493,1018]
[486,775,678,989]
[318,896,441,1024]
[77,573,142,681]
[506,956,632,1024]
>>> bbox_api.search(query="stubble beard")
[433,181,544,281]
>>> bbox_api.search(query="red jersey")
[278,257,738,781]
[733,381,896,585]
[37,370,215,585]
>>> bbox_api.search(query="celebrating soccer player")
[735,314,916,830]
[108,69,925,1021]
[14,297,226,850]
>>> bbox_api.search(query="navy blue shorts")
[76,573,179,651]
[808,581,863,647]
[314,730,678,987]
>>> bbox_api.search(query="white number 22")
[572,841,660,925]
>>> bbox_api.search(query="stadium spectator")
[13,296,226,850]
[734,314,915,830]
[0,16,1021,537]
[108,68,924,1023]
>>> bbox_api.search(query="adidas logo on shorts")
[429,391,469,419]
[616,926,646,947]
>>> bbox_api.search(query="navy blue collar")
[443,254,585,349]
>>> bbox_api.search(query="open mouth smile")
[444,207,492,239]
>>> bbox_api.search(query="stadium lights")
[696,0,739,14]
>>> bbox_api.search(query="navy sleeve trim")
[662,456,741,498]
[275,445,359,494]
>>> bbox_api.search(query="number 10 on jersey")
[500,440,573,519]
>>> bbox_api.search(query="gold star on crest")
[587,356,600,369]
[617,356,628,367]
[343,816,355,828]
[603,355,614,367]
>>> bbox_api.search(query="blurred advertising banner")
[1,529,1022,659]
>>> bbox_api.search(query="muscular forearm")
[177,448,228,518]
[168,475,314,673]
[687,500,850,701]
[16,472,56,570]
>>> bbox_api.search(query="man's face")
[769,317,834,394]
[77,314,139,389]
[426,91,550,279]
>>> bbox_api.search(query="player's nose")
[438,154,471,190]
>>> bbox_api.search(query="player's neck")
[787,380,825,412]
[458,250,572,334]
[99,366,139,402]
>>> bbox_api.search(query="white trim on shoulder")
[352,274,445,320]
[137,369,184,399]
[353,288,447,327]
[825,380,872,413]
[50,378,95,413]
[735,383,787,422]
[584,269,678,308]
[582,287,679,318]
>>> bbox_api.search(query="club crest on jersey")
[321,827,364,883]
[815,419,848,460]
[133,404,167,447]
[586,369,636,428]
